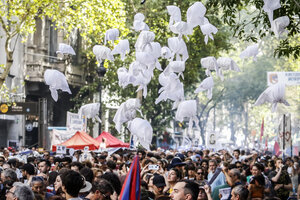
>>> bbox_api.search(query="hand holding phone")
[148,164,159,170]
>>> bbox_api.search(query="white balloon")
[240,44,259,61]
[167,5,182,26]
[194,76,214,99]
[133,13,149,31]
[135,31,155,52]
[164,61,185,79]
[117,67,135,88]
[156,72,184,109]
[254,82,290,112]
[112,39,130,61]
[217,57,241,80]
[175,100,199,131]
[93,45,114,63]
[161,46,172,60]
[272,16,290,37]
[263,0,281,28]
[78,103,101,122]
[187,2,207,28]
[113,98,141,133]
[200,56,219,76]
[104,28,119,45]
[200,23,218,44]
[56,43,76,55]
[168,37,189,61]
[44,69,72,102]
[128,118,153,150]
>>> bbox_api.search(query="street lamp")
[96,62,106,135]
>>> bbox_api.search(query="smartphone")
[148,164,159,170]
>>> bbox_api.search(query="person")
[170,180,199,200]
[152,174,167,197]
[230,185,248,200]
[197,185,212,200]
[31,176,54,199]
[165,168,182,194]
[60,170,84,200]
[6,182,34,200]
[196,167,207,184]
[20,163,35,185]
[185,164,197,180]
[84,178,114,200]
[246,163,272,197]
[268,158,292,200]
[231,150,242,164]
[247,174,264,200]
[38,159,51,179]
[70,162,83,173]
[207,160,226,191]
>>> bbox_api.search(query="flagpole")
[283,114,285,159]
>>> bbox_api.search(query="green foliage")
[207,0,300,59]
[99,0,232,136]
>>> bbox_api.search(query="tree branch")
[0,16,9,35]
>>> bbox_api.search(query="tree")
[207,0,300,59]
[0,0,127,89]
[98,0,232,140]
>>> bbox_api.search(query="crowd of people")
[0,147,299,200]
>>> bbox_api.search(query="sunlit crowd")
[0,147,299,200]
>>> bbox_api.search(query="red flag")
[260,118,264,142]
[264,135,268,151]
[274,141,281,156]
[119,156,141,200]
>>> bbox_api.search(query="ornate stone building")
[0,17,86,148]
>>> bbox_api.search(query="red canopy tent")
[52,131,100,151]
[95,131,129,148]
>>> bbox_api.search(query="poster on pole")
[66,111,86,132]
[56,145,67,154]
[278,114,292,150]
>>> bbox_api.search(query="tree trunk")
[230,115,236,142]
[0,51,13,87]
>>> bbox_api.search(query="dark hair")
[54,157,62,164]
[166,155,174,161]
[70,162,83,170]
[39,159,51,168]
[234,149,241,155]
[80,167,94,183]
[170,168,182,180]
[27,156,36,163]
[140,189,155,200]
[62,157,72,163]
[179,180,199,200]
[107,160,116,170]
[253,163,264,172]
[61,170,84,197]
[101,172,121,195]
[250,174,265,186]
[137,149,146,156]
[48,171,58,185]
[201,159,208,166]
[91,178,114,194]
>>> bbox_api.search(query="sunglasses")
[197,172,204,175]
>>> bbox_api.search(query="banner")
[50,129,75,147]
[278,114,292,150]
[66,111,86,132]
[267,72,300,86]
